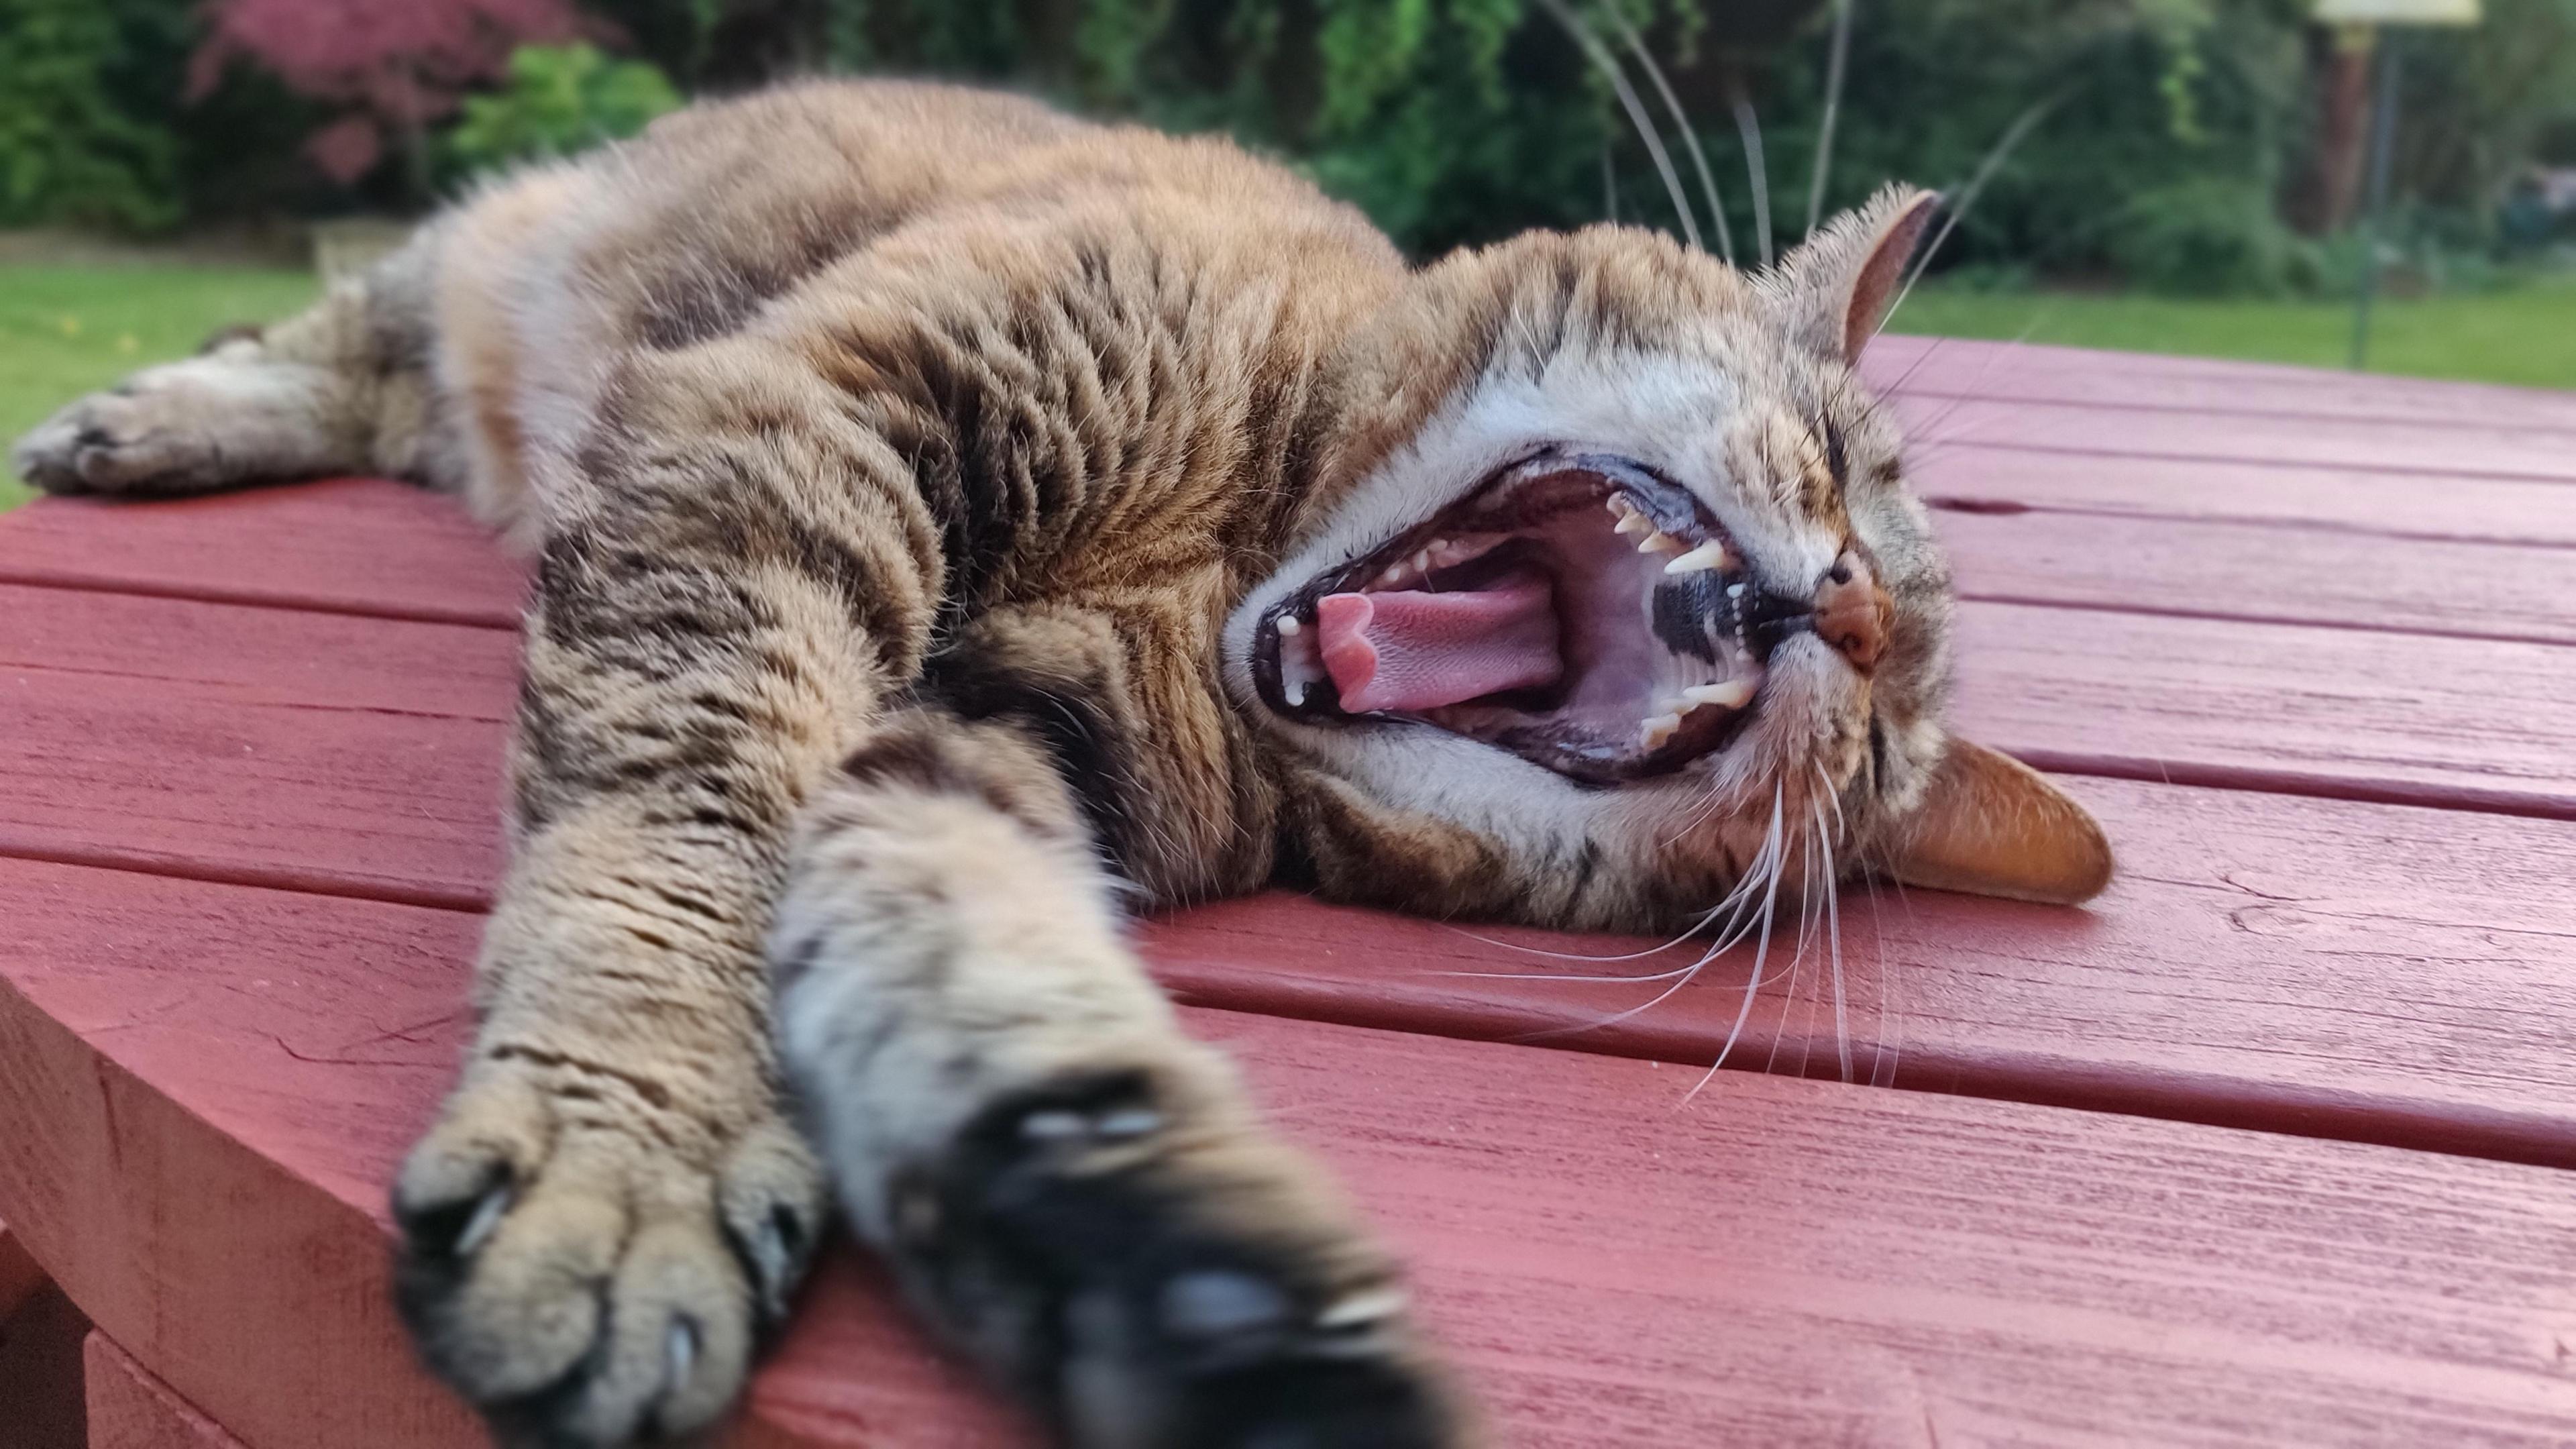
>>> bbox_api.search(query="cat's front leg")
[390,474,906,1445]
[774,716,1467,1449]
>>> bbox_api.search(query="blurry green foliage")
[2,0,2573,295]
[0,0,181,229]
[447,43,682,172]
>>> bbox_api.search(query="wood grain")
[1912,445,2576,549]
[1142,772,2576,1166]
[1952,602,2576,818]
[3,578,2573,1159]
[0,481,525,629]
[0,581,513,908]
[5,859,2576,1448]
[1869,335,2576,433]
[1889,391,2576,484]
[85,1334,248,1449]
[1938,502,2576,644]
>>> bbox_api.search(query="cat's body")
[16,79,2110,1449]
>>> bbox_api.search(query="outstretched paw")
[11,347,347,496]
[392,1063,826,1447]
[892,1065,1466,1449]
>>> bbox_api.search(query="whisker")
[1817,793,1852,1085]
[1885,93,2062,335]
[1685,783,1789,1102]
[1803,0,1856,239]
[1598,3,1736,264]
[1727,76,1774,268]
[1536,0,1702,250]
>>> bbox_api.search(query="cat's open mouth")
[1254,449,1799,784]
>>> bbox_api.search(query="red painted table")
[5,339,2576,1447]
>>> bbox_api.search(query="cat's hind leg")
[773,715,1465,1449]
[11,237,453,498]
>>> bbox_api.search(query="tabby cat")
[15,80,2110,1449]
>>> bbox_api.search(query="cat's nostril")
[1813,551,1890,674]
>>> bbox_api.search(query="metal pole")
[2350,28,2402,371]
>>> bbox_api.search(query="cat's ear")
[1768,184,1940,365]
[1882,738,2113,905]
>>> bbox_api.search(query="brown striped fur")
[17,78,2110,1449]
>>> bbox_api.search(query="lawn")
[0,264,319,509]
[1888,275,2576,390]
[4,260,2575,509]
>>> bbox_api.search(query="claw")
[453,1182,514,1258]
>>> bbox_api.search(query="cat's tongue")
[1316,571,1561,713]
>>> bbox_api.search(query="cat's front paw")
[892,1064,1468,1449]
[11,349,339,496]
[390,1061,826,1447]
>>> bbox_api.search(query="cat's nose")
[1814,550,1892,673]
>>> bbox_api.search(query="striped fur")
[15,78,2106,1449]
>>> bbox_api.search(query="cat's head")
[1224,186,2110,931]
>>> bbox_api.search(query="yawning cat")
[15,78,2110,1449]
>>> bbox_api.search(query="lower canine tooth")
[1285,679,1307,707]
[1682,679,1756,710]
[1640,712,1682,749]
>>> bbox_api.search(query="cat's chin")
[1250,447,1821,786]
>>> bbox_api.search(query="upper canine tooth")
[1682,679,1757,710]
[1640,712,1682,749]
[1663,541,1731,575]
[1637,530,1684,555]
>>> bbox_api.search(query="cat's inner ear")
[1772,184,1941,364]
[1882,738,2113,906]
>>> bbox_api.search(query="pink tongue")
[1316,572,1561,713]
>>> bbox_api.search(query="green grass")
[1888,274,2576,390]
[0,264,319,509]
[5,260,2575,511]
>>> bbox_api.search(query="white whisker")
[1685,782,1789,1102]
[1728,78,1774,268]
[1803,0,1856,239]
[1599,3,1736,264]
[1536,0,1703,251]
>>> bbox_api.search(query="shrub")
[447,43,682,174]
[0,0,180,230]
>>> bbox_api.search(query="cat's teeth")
[1609,501,1652,538]
[1682,679,1757,710]
[1639,712,1682,750]
[1727,582,1748,599]
[1275,614,1301,637]
[1635,529,1685,555]
[1663,541,1731,575]
[1285,678,1307,707]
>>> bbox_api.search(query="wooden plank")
[1888,392,2576,485]
[0,481,525,629]
[6,861,2576,1448]
[1938,503,2576,645]
[1952,602,2576,818]
[4,578,2574,1155]
[85,1334,247,1449]
[8,574,2569,914]
[0,582,512,909]
[1869,335,2576,434]
[1913,445,2576,549]
[1142,773,2576,1167]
